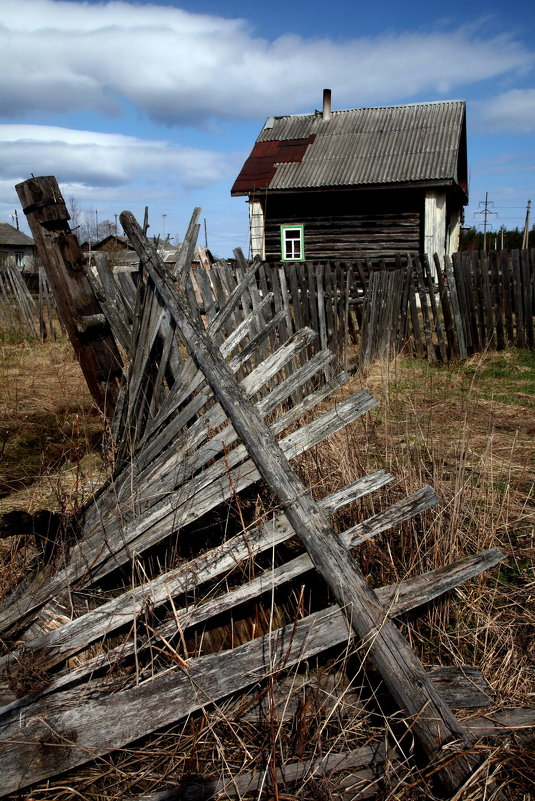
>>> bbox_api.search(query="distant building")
[80,234,130,253]
[0,221,35,271]
[232,92,468,263]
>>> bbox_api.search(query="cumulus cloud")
[474,89,535,134]
[0,0,532,125]
[0,124,235,189]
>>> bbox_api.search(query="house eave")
[236,179,467,205]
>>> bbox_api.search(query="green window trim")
[280,224,305,262]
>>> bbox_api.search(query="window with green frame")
[280,224,304,262]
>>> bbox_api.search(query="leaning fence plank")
[480,252,495,348]
[423,254,448,362]
[306,262,320,354]
[407,264,424,357]
[489,251,505,350]
[433,254,455,358]
[120,210,477,793]
[521,249,533,349]
[412,255,435,361]
[445,254,467,359]
[511,250,525,346]
[88,252,133,350]
[289,263,304,334]
[501,251,515,345]
[175,207,201,284]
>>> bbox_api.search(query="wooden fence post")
[120,210,477,795]
[16,176,123,415]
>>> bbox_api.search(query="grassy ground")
[0,331,106,514]
[0,334,533,800]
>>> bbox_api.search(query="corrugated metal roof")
[0,222,34,247]
[232,100,466,194]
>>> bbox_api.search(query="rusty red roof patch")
[231,135,316,195]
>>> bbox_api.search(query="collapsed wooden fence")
[0,176,532,800]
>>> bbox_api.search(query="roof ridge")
[271,98,465,122]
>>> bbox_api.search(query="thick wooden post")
[16,177,123,415]
[121,210,476,795]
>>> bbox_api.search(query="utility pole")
[522,199,531,249]
[162,214,167,239]
[475,192,497,251]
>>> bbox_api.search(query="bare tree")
[66,198,117,245]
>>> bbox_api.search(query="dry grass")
[0,333,107,515]
[0,334,533,801]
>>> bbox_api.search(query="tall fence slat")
[522,249,533,349]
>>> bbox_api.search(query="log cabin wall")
[261,188,423,262]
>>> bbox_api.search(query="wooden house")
[231,92,468,263]
[0,221,35,271]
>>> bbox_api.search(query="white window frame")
[280,224,305,262]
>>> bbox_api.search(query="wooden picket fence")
[2,249,533,370]
[245,249,534,369]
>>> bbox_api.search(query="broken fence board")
[131,707,535,801]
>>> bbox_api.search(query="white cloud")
[474,89,535,134]
[0,124,236,189]
[0,0,532,124]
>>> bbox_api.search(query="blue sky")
[1,0,534,256]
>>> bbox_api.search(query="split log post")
[120,211,476,795]
[16,177,123,415]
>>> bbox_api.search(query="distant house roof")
[0,221,34,247]
[232,100,467,198]
[81,234,130,251]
